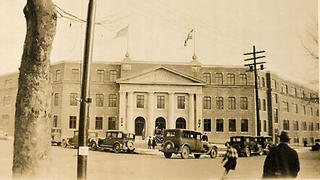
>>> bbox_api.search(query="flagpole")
[193,28,196,56]
[126,24,129,57]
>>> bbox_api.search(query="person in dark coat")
[220,142,238,180]
[263,131,300,179]
[147,136,152,149]
[152,137,157,149]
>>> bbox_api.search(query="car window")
[245,138,250,142]
[117,133,123,138]
[126,133,134,138]
[183,131,190,138]
[196,134,201,140]
[165,131,176,137]
[106,133,111,137]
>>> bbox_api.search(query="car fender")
[113,141,123,148]
[89,138,99,147]
[206,145,218,154]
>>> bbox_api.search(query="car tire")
[245,147,251,157]
[90,141,97,151]
[194,154,201,159]
[181,146,190,159]
[164,152,172,158]
[210,148,218,159]
[61,140,67,148]
[113,143,121,153]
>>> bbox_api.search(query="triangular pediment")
[117,66,204,86]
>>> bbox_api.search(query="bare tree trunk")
[12,0,57,178]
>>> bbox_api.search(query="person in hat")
[262,131,300,179]
[220,142,238,180]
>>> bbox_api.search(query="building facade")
[0,59,319,144]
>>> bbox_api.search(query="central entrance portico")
[117,65,205,137]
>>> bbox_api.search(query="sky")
[0,0,318,90]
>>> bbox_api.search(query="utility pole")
[78,0,96,179]
[244,45,266,136]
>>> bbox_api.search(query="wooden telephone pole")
[244,45,266,136]
[78,0,96,179]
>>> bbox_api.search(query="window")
[108,94,117,107]
[302,90,305,98]
[204,119,211,132]
[53,115,58,127]
[263,120,267,132]
[294,88,297,97]
[137,95,145,108]
[203,73,211,84]
[258,98,261,110]
[309,122,314,131]
[303,105,306,115]
[239,74,247,85]
[274,108,279,123]
[109,70,117,82]
[71,69,79,80]
[317,109,319,116]
[108,117,117,130]
[97,69,105,82]
[316,123,320,131]
[302,121,307,131]
[263,99,266,111]
[241,119,248,132]
[95,117,103,130]
[283,120,289,130]
[177,96,185,109]
[55,69,61,81]
[274,94,278,104]
[285,85,288,94]
[310,107,313,116]
[261,77,265,87]
[96,94,104,107]
[283,101,289,112]
[203,96,211,109]
[69,116,77,129]
[215,73,223,85]
[54,93,59,106]
[216,119,224,132]
[216,97,224,109]
[228,97,236,110]
[293,121,299,131]
[70,93,78,106]
[273,79,277,90]
[227,73,235,85]
[295,104,298,113]
[229,119,236,132]
[157,95,165,109]
[257,76,260,87]
[240,97,248,110]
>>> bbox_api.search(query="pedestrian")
[148,136,152,149]
[262,131,300,179]
[152,137,157,149]
[141,128,145,140]
[220,142,238,180]
[201,133,208,142]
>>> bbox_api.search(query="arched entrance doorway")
[135,117,145,136]
[155,117,166,135]
[176,117,186,129]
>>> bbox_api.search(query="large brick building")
[0,59,319,145]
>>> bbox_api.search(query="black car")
[229,136,263,157]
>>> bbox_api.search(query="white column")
[127,91,134,133]
[189,93,195,131]
[147,91,154,137]
[119,91,126,131]
[195,93,203,132]
[168,92,175,129]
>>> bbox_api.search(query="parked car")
[159,129,218,159]
[51,128,62,146]
[311,138,320,151]
[0,130,8,140]
[253,136,273,154]
[61,130,98,148]
[229,136,263,157]
[90,130,135,153]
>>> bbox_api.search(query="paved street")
[1,139,319,180]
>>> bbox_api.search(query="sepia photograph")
[0,0,319,179]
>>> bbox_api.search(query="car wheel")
[90,141,97,151]
[180,146,190,159]
[113,143,121,153]
[61,140,67,148]
[194,154,201,159]
[164,152,172,158]
[127,140,135,152]
[210,148,218,159]
[245,147,251,157]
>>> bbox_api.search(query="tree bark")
[12,0,57,178]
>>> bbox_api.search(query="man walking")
[220,142,238,180]
[263,131,300,179]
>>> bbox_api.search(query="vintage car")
[61,130,98,148]
[51,127,62,146]
[159,129,218,159]
[0,130,8,140]
[253,136,273,154]
[229,136,263,157]
[311,138,320,151]
[89,130,135,153]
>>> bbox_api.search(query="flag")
[113,26,128,39]
[184,29,193,46]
